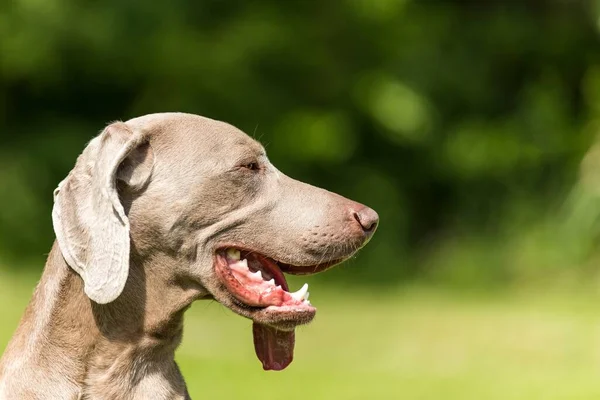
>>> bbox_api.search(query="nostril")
[353,207,379,235]
[364,220,378,232]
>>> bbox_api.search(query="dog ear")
[52,122,154,304]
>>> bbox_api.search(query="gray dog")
[0,113,378,399]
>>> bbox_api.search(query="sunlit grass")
[2,271,600,399]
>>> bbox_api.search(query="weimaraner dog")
[0,113,378,399]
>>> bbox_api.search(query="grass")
[2,271,600,399]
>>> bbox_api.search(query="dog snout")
[351,205,379,237]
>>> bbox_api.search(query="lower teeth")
[289,283,310,302]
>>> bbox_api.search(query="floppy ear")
[52,122,154,304]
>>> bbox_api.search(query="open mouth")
[214,247,344,371]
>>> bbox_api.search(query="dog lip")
[277,258,347,275]
[254,306,316,330]
[213,250,312,308]
[212,244,349,276]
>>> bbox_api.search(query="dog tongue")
[252,322,295,371]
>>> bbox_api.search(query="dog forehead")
[126,112,264,159]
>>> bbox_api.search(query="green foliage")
[1,0,600,285]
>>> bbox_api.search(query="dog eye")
[243,162,260,171]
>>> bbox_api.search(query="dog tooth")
[227,248,240,260]
[238,259,248,270]
[267,279,275,286]
[290,283,309,302]
[304,291,310,301]
[276,285,282,291]
[253,270,263,279]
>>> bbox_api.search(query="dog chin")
[209,283,317,331]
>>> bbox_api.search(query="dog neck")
[0,242,202,399]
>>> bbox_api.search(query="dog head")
[52,112,378,369]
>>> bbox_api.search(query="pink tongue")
[252,322,295,371]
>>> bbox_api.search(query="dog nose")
[353,206,379,236]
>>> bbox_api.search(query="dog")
[0,113,378,399]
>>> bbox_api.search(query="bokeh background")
[3,1,600,398]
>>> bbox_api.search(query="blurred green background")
[3,0,600,398]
